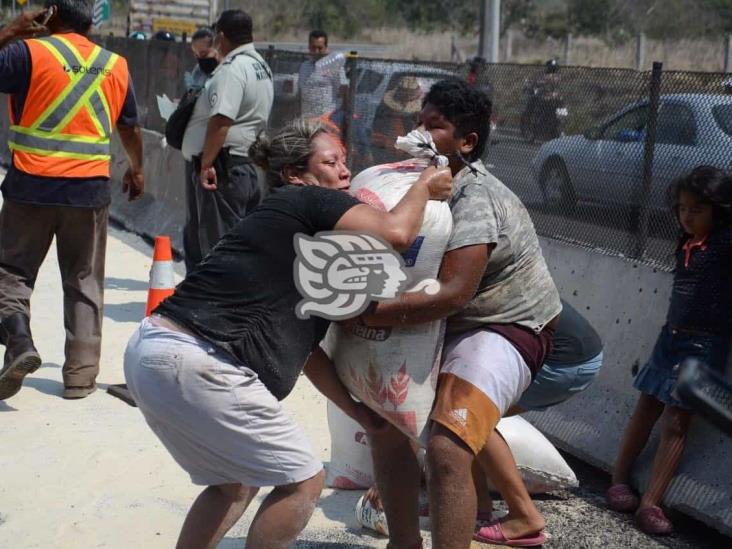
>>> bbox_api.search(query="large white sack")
[325,400,374,489]
[322,160,453,444]
[326,402,578,493]
[493,416,578,492]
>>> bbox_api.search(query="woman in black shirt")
[123,119,451,548]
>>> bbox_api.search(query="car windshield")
[712,105,732,137]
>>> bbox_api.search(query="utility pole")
[636,32,646,70]
[478,0,501,63]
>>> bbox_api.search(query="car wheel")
[539,159,577,211]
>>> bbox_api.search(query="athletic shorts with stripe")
[430,328,532,454]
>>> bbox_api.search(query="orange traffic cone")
[145,236,175,316]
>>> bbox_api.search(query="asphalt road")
[279,452,729,548]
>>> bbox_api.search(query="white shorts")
[431,329,532,453]
[124,317,323,487]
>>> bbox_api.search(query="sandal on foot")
[636,506,673,536]
[606,483,639,513]
[473,522,546,547]
[63,383,97,400]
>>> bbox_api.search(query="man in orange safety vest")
[0,1,144,401]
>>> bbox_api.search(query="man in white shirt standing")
[181,10,273,270]
[298,30,348,121]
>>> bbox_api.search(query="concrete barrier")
[109,130,187,254]
[527,238,732,537]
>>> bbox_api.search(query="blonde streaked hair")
[249,119,338,189]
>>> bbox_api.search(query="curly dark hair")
[672,165,732,240]
[423,79,492,162]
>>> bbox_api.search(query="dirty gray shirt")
[445,160,562,335]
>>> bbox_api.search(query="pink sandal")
[636,506,673,535]
[606,483,639,513]
[473,522,546,547]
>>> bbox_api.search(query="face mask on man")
[198,57,218,75]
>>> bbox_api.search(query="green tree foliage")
[234,0,732,40]
[565,0,732,39]
[567,0,616,35]
[303,0,391,36]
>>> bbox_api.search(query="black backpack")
[164,86,202,150]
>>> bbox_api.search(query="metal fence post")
[635,61,663,259]
[725,35,732,73]
[506,29,514,61]
[636,33,646,70]
[479,0,500,63]
[344,51,359,170]
[564,33,573,66]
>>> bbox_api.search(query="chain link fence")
[101,38,732,271]
[102,36,194,134]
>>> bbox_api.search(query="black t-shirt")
[546,300,603,366]
[156,184,360,400]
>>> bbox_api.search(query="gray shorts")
[123,317,323,487]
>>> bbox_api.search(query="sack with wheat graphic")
[321,160,453,444]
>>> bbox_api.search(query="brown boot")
[0,313,42,400]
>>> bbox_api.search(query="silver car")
[531,94,732,210]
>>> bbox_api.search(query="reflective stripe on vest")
[7,127,109,159]
[7,36,118,161]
